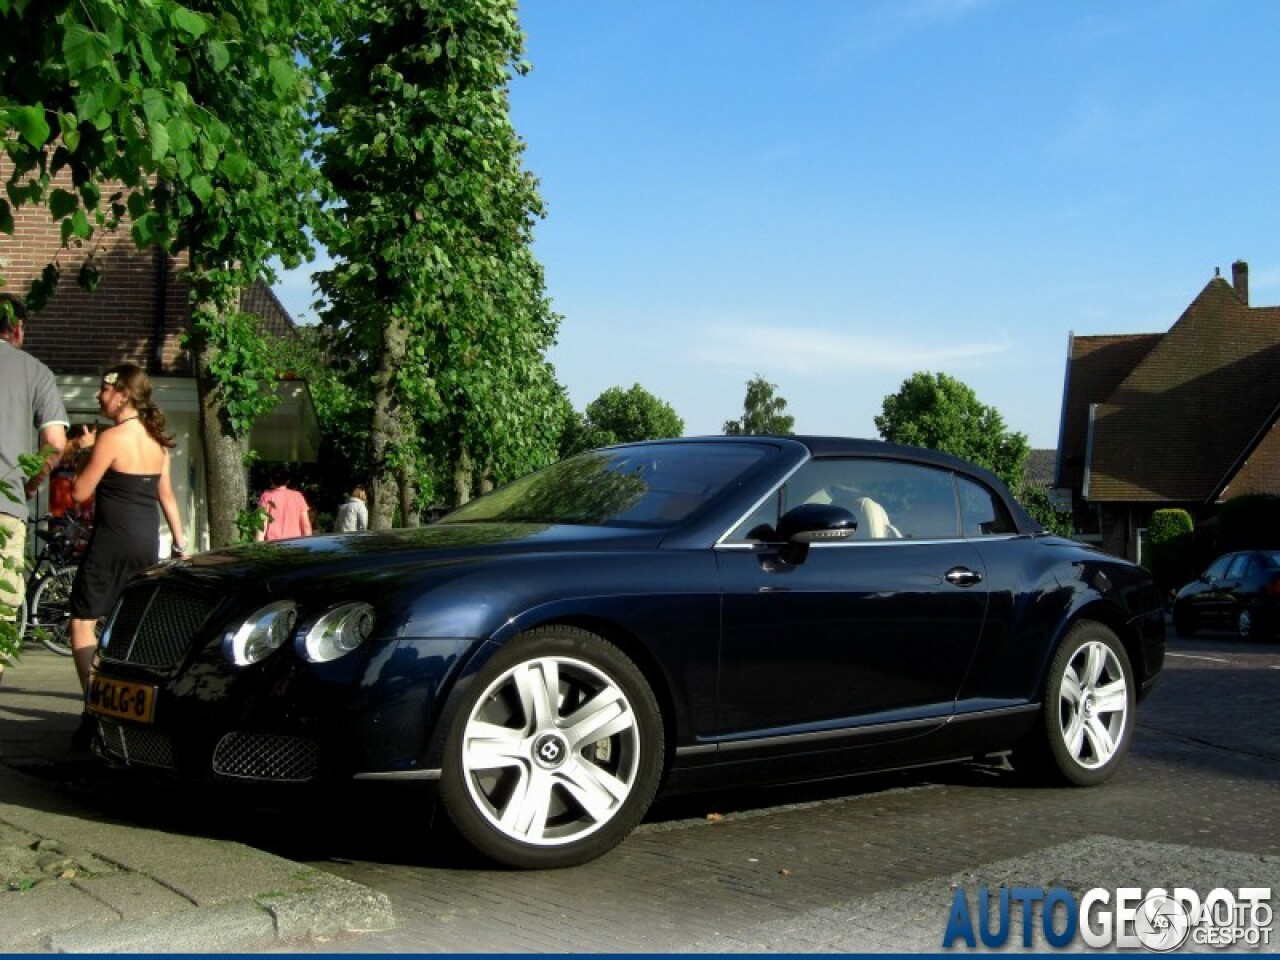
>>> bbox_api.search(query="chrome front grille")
[212,732,319,782]
[98,718,176,769]
[100,583,216,668]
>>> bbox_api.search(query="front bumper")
[90,633,478,784]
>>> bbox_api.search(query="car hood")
[149,522,668,592]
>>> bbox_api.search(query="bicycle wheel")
[27,565,76,657]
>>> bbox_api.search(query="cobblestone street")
[258,631,1279,953]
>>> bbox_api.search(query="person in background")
[334,484,369,532]
[0,293,68,687]
[68,364,186,744]
[256,465,312,541]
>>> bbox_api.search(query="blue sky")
[273,0,1280,449]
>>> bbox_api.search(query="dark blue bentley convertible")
[89,436,1165,868]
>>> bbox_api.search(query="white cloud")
[694,322,1014,374]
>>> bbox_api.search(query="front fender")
[402,550,721,769]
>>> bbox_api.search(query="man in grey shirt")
[1,293,69,682]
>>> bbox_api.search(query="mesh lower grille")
[212,732,319,782]
[101,584,216,668]
[98,718,176,769]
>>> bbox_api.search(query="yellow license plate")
[87,675,157,724]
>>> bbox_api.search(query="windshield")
[442,442,772,528]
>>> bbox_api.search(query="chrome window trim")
[716,531,1025,551]
[713,454,810,547]
[713,452,1027,549]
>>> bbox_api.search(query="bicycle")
[20,514,88,657]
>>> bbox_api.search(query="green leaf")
[127,191,149,220]
[0,200,12,235]
[130,211,158,247]
[166,115,195,152]
[190,174,213,204]
[208,39,231,73]
[71,208,90,239]
[223,153,249,182]
[78,261,102,292]
[49,189,78,219]
[62,24,112,76]
[140,89,169,125]
[269,57,294,96]
[28,263,59,314]
[170,6,210,38]
[6,105,50,149]
[147,119,170,161]
[57,112,81,151]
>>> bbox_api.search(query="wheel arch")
[422,612,683,779]
[1055,599,1145,693]
[518,614,681,781]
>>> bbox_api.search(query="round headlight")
[222,600,298,666]
[298,602,376,663]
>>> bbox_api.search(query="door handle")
[945,566,983,587]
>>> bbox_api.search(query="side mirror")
[776,503,858,544]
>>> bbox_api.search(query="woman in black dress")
[69,365,188,701]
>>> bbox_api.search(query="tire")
[1017,621,1135,787]
[439,625,665,869]
[26,566,76,657]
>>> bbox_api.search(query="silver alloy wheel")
[1057,639,1129,771]
[459,655,641,847]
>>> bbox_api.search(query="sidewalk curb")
[0,763,396,952]
[1,649,396,952]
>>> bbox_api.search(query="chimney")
[1232,260,1249,305]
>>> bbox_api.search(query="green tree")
[723,374,795,436]
[561,384,683,455]
[2,0,337,546]
[317,0,559,526]
[875,371,1069,534]
[875,372,1029,488]
[1147,508,1195,599]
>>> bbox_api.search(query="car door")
[1184,554,1234,627]
[713,457,989,745]
[1227,553,1261,619]
[1212,553,1252,627]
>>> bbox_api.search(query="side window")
[726,458,960,541]
[1204,556,1232,580]
[1226,554,1251,579]
[958,477,1016,537]
[729,491,783,542]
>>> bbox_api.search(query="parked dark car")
[88,437,1165,869]
[1172,550,1280,640]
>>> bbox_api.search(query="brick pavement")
[268,633,1280,953]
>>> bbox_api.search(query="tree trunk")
[368,315,410,529]
[452,442,472,507]
[190,304,250,548]
[397,467,419,528]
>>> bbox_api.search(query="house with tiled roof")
[1055,260,1280,561]
[0,167,319,552]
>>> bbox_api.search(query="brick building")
[1055,260,1280,561]
[0,175,318,552]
